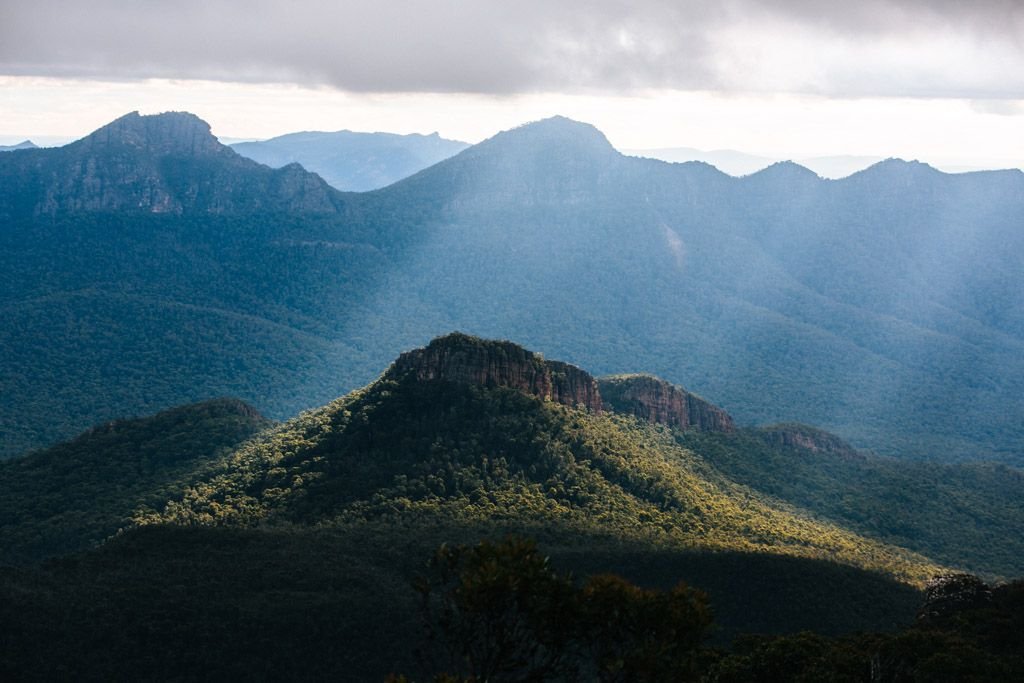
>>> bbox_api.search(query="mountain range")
[230,129,469,191]
[1,111,1023,467]
[2,332,1022,678]
[625,146,1016,178]
[624,146,885,178]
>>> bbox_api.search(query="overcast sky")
[1,0,1022,167]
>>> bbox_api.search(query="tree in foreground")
[412,536,712,681]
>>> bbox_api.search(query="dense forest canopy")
[2,113,1023,465]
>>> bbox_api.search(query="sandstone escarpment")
[758,423,863,459]
[386,333,603,413]
[386,334,736,429]
[597,374,734,433]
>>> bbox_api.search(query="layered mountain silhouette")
[231,129,468,191]
[2,111,1023,465]
[0,140,37,152]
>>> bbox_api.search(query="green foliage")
[4,120,1024,465]
[415,537,578,681]
[576,573,712,681]
[708,578,1024,682]
[0,398,270,564]
[413,536,713,682]
[709,631,869,683]
[679,427,1024,577]
[150,376,942,584]
[0,211,393,458]
[0,524,924,680]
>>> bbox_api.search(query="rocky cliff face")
[1,111,343,217]
[386,333,603,413]
[597,374,734,432]
[77,111,226,158]
[386,335,737,428]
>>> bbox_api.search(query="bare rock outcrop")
[386,333,603,413]
[597,374,734,432]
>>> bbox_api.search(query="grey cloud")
[1,0,1021,97]
[759,0,1024,38]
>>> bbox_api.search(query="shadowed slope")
[0,398,271,564]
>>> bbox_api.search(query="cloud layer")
[2,0,1022,98]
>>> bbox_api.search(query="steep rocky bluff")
[77,110,227,158]
[598,374,735,433]
[386,333,604,413]
[0,111,344,216]
[386,334,735,433]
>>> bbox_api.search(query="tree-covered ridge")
[3,112,1024,463]
[0,398,271,564]
[146,342,942,585]
[679,428,1024,579]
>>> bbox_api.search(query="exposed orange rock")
[597,374,733,432]
[386,332,603,413]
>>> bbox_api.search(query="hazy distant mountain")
[626,146,886,178]
[625,146,779,176]
[627,146,1023,178]
[2,112,1024,464]
[231,129,469,191]
[0,140,37,152]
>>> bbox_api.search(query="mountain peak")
[747,160,819,180]
[386,333,604,413]
[381,334,736,433]
[488,115,615,154]
[392,116,620,200]
[0,140,37,152]
[0,111,344,217]
[76,111,225,157]
[854,157,941,178]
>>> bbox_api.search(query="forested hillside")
[0,398,270,564]
[3,112,1023,463]
[4,334,1023,679]
[680,427,1024,579]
